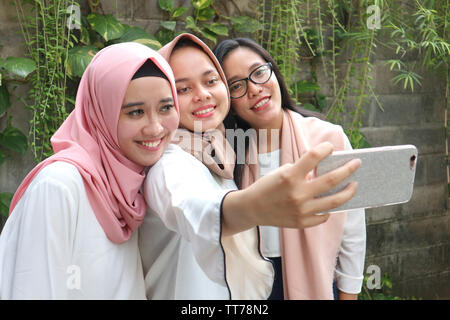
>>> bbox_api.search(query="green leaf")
[0,81,11,116]
[316,93,327,109]
[203,23,228,36]
[0,192,13,218]
[0,125,28,154]
[158,0,174,11]
[172,6,187,18]
[2,57,36,79]
[192,0,213,10]
[80,26,92,45]
[185,16,201,33]
[346,129,370,149]
[231,16,263,33]
[156,29,176,46]
[197,7,215,21]
[160,21,177,31]
[87,13,125,42]
[199,29,217,44]
[66,45,99,78]
[292,80,321,94]
[131,38,162,50]
[117,26,162,49]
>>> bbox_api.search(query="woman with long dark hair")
[214,38,366,300]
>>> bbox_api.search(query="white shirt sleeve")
[143,145,234,286]
[334,134,367,295]
[0,164,77,299]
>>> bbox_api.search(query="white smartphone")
[316,144,418,213]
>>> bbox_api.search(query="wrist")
[338,290,358,300]
[221,189,258,236]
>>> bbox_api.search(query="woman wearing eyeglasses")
[213,38,366,300]
[138,34,362,300]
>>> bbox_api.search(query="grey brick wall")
[0,0,448,299]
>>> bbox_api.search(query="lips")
[192,104,216,118]
[252,96,270,111]
[137,138,163,151]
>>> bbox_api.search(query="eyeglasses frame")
[228,62,273,99]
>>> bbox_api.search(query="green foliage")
[358,273,422,300]
[0,42,32,218]
[87,13,125,42]
[257,0,449,149]
[0,120,28,155]
[15,0,75,162]
[156,0,262,46]
[2,57,36,79]
[0,192,13,218]
[65,45,99,78]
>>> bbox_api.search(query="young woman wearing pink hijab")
[0,42,180,299]
[213,38,366,300]
[138,34,362,300]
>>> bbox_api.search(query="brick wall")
[0,0,448,299]
[360,58,449,299]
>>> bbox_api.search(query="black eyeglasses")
[228,62,273,99]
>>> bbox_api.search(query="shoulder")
[10,161,86,232]
[290,111,347,150]
[29,161,84,195]
[149,144,210,178]
[291,111,343,133]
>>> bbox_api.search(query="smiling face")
[117,76,179,167]
[169,46,229,132]
[222,47,283,131]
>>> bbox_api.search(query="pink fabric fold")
[241,109,348,299]
[9,42,179,244]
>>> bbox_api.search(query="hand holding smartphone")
[316,145,418,213]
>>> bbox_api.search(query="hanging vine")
[15,0,75,162]
[256,0,449,149]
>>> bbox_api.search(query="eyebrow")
[227,62,264,83]
[122,101,144,109]
[175,69,217,83]
[122,97,173,108]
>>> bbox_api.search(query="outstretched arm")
[221,142,361,236]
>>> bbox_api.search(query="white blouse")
[258,137,366,295]
[138,144,274,300]
[0,161,146,299]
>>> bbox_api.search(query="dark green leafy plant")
[359,272,422,300]
[156,0,262,46]
[66,11,161,78]
[15,0,75,162]
[0,45,34,218]
[256,0,448,149]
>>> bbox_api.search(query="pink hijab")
[9,42,179,244]
[241,109,348,299]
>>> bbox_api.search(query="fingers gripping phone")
[316,145,418,213]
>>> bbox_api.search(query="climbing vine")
[256,0,449,149]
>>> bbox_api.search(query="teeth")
[140,140,161,148]
[253,98,269,110]
[194,107,214,115]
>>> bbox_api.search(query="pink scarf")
[9,42,179,244]
[241,109,348,299]
[159,33,235,179]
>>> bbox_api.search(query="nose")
[247,80,263,98]
[193,85,211,102]
[142,114,164,137]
